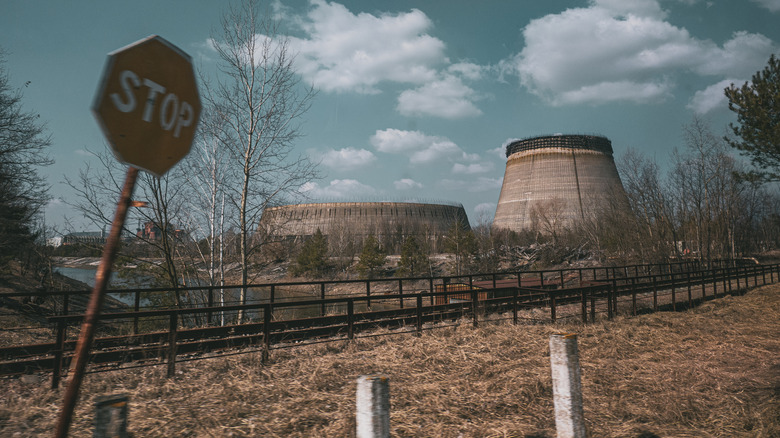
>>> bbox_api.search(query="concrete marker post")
[550,333,586,438]
[356,375,390,438]
[94,393,129,438]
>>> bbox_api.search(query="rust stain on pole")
[55,167,139,438]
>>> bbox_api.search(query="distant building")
[136,221,187,241]
[62,231,107,246]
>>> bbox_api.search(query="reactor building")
[492,134,629,233]
[259,201,470,241]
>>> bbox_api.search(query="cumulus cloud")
[504,0,777,106]
[687,79,739,114]
[394,178,423,190]
[750,0,780,12]
[370,129,476,164]
[299,179,377,199]
[452,162,494,174]
[287,0,446,94]
[318,147,376,170]
[397,74,483,119]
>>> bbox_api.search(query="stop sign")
[92,35,201,177]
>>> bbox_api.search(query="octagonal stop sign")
[93,35,201,177]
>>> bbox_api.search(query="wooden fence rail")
[0,263,776,389]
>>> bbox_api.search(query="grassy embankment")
[1,283,778,437]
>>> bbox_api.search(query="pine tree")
[443,220,477,275]
[724,54,780,182]
[356,234,387,279]
[293,228,329,278]
[397,235,429,277]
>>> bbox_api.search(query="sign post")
[55,35,200,438]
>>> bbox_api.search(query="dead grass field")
[1,283,778,437]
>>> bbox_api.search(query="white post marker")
[356,375,390,438]
[550,333,586,438]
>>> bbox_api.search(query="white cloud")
[394,178,423,190]
[288,0,446,94]
[370,129,475,164]
[448,62,485,80]
[474,202,496,214]
[397,75,483,119]
[591,0,667,19]
[299,179,377,199]
[505,0,777,105]
[452,162,494,174]
[750,0,780,12]
[318,147,376,170]
[687,78,738,114]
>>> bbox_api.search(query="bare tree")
[65,148,189,296]
[207,0,318,322]
[0,50,52,270]
[182,110,232,323]
[529,198,568,245]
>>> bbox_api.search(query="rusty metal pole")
[55,166,138,438]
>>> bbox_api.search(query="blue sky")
[2,0,779,232]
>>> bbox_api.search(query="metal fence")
[1,260,776,390]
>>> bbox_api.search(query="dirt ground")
[1,283,778,437]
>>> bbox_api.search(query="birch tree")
[207,0,317,322]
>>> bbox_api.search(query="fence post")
[429,278,434,305]
[652,275,658,311]
[348,299,355,340]
[416,294,423,335]
[320,283,326,316]
[671,273,676,311]
[560,269,565,288]
[610,279,617,319]
[94,394,129,438]
[356,375,390,438]
[513,287,519,325]
[712,269,718,296]
[630,278,636,316]
[550,333,586,438]
[167,311,177,378]
[762,265,767,285]
[581,287,588,323]
[262,304,271,364]
[471,288,479,328]
[398,279,403,309]
[687,272,692,306]
[52,319,66,390]
[366,281,371,309]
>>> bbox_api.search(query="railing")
[1,262,776,390]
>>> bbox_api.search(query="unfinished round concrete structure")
[493,134,628,232]
[259,201,470,240]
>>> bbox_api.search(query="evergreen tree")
[397,235,429,277]
[724,54,780,182]
[443,219,477,275]
[356,234,387,279]
[292,228,329,277]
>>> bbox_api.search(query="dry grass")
[1,284,778,437]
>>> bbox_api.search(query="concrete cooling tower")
[259,201,470,240]
[492,134,628,233]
